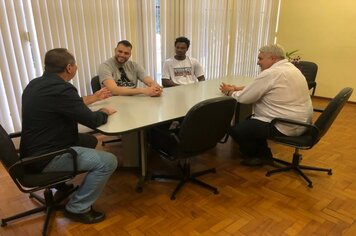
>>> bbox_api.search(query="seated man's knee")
[98,151,118,172]
[106,153,118,171]
[229,125,243,141]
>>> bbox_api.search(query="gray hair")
[259,44,285,59]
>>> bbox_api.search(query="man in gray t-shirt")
[98,40,162,97]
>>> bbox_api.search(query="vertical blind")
[0,0,156,133]
[160,0,280,79]
[229,0,280,77]
[0,0,29,133]
[29,0,156,94]
[0,0,279,133]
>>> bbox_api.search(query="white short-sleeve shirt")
[231,59,313,136]
[162,56,204,85]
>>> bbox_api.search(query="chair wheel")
[170,196,176,200]
[135,186,143,193]
[328,170,332,175]
[308,183,313,188]
[266,173,271,177]
[214,190,219,194]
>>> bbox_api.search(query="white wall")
[277,0,356,101]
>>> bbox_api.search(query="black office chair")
[295,61,324,112]
[150,97,237,200]
[90,75,102,93]
[297,61,318,96]
[266,87,353,188]
[91,75,121,146]
[0,124,81,236]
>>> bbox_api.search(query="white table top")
[89,76,253,135]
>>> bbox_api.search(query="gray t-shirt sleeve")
[132,62,147,82]
[98,62,115,86]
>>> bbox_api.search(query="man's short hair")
[175,37,190,48]
[259,44,286,59]
[117,40,133,49]
[44,48,75,73]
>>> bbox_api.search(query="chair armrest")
[270,118,320,141]
[9,131,21,139]
[219,133,229,144]
[149,126,180,160]
[10,148,78,176]
[170,133,180,143]
[9,132,22,153]
[271,117,312,128]
[150,133,179,161]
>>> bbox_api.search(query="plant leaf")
[286,50,299,57]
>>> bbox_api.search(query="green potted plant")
[286,50,301,64]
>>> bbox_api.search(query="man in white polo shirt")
[220,44,313,166]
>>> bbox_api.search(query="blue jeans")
[42,146,118,213]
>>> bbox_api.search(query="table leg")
[135,129,147,192]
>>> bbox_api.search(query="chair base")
[1,186,76,236]
[266,153,332,188]
[313,108,324,113]
[151,161,219,200]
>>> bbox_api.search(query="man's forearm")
[143,77,162,88]
[162,78,178,87]
[111,86,145,96]
[82,95,98,105]
[197,75,205,81]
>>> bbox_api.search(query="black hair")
[175,37,190,48]
[117,40,133,49]
[44,48,75,73]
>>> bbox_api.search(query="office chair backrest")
[177,96,236,156]
[0,124,21,170]
[314,87,353,139]
[0,125,26,184]
[91,75,101,93]
[297,61,318,85]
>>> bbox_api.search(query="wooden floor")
[1,98,356,236]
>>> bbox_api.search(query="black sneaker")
[240,157,274,166]
[64,208,106,224]
[53,183,76,202]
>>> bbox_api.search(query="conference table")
[89,76,253,191]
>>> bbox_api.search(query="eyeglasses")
[117,67,135,87]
